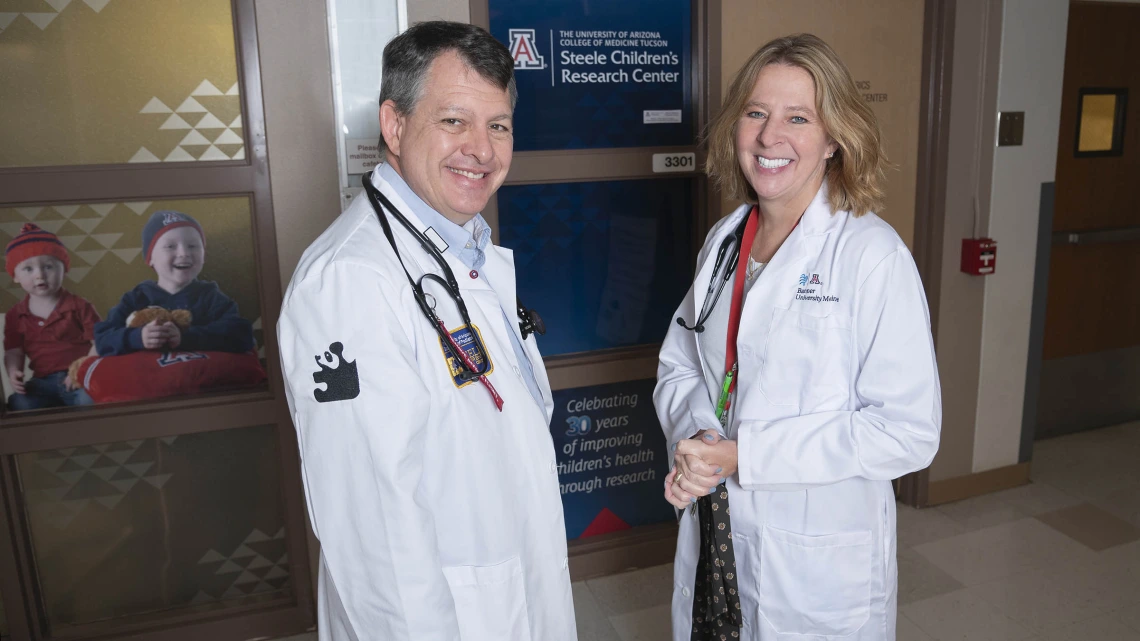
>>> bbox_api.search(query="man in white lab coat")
[278,21,576,641]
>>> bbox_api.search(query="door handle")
[1052,226,1140,246]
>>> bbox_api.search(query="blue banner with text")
[489,0,693,150]
[550,379,675,540]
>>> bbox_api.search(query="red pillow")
[75,351,267,403]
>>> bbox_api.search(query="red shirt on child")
[3,290,100,378]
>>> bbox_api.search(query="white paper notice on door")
[346,138,381,175]
[643,110,682,124]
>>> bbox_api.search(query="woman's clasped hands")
[664,429,739,509]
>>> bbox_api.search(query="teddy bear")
[125,306,192,330]
[68,307,193,386]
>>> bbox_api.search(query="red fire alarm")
[961,238,997,275]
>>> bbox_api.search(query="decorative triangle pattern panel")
[23,12,58,30]
[176,97,207,113]
[140,98,172,114]
[72,218,100,234]
[0,0,244,168]
[17,426,290,625]
[0,13,20,33]
[136,80,245,163]
[44,0,74,13]
[129,147,161,163]
[192,80,223,96]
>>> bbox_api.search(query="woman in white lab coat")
[654,34,941,641]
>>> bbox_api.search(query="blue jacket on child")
[95,280,255,356]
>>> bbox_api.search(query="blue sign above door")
[489,0,694,151]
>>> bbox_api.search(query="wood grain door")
[1038,1,1140,437]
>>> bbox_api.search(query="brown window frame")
[0,1,315,639]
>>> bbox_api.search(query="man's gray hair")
[378,21,517,155]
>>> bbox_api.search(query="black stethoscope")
[676,213,750,333]
[362,171,545,410]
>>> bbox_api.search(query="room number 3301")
[652,152,696,173]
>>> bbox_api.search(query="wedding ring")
[674,470,684,484]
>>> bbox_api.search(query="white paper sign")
[643,109,683,124]
[346,138,382,175]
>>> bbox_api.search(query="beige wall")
[719,0,925,246]
[926,0,1002,482]
[407,0,470,23]
[927,0,1071,481]
[256,0,472,290]
[255,0,342,287]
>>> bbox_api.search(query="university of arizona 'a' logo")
[809,274,822,285]
[508,29,545,69]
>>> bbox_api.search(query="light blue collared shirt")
[378,163,544,409]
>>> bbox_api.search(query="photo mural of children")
[4,224,100,410]
[94,211,255,356]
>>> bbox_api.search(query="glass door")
[0,1,314,639]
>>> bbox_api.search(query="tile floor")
[276,421,1140,641]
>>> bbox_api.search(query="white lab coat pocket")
[759,308,852,407]
[442,556,533,641]
[758,525,872,637]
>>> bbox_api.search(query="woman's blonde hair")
[706,34,887,216]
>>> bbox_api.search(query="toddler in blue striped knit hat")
[93,210,254,356]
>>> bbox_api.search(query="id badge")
[437,324,493,388]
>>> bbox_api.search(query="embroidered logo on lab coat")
[796,273,840,303]
[437,324,494,388]
[312,342,359,403]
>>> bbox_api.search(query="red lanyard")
[725,207,760,379]
[715,206,760,424]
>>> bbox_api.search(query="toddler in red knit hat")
[3,224,100,411]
